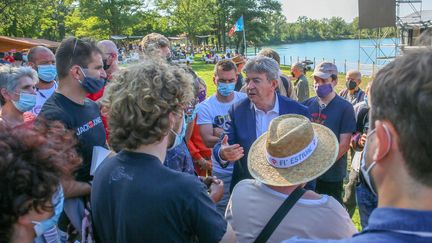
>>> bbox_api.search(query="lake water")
[247,38,399,76]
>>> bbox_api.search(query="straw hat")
[248,114,338,186]
[231,55,245,65]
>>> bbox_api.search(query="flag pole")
[242,15,247,57]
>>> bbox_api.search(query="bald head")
[346,70,361,81]
[97,40,118,60]
[28,46,54,64]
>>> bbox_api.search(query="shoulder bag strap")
[254,186,306,243]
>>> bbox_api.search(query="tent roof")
[0,36,60,52]
[400,10,432,28]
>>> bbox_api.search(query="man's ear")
[70,65,81,81]
[271,79,279,89]
[1,88,13,101]
[374,120,393,162]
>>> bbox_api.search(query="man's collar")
[363,207,432,235]
[251,93,279,114]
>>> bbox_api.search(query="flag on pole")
[228,16,244,37]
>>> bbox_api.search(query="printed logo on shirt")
[213,114,231,130]
[311,112,327,125]
[76,116,103,136]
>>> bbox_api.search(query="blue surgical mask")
[32,186,64,237]
[218,82,235,97]
[78,67,105,94]
[169,116,186,150]
[22,55,28,62]
[37,64,57,82]
[12,92,37,112]
[364,95,369,107]
[185,105,200,124]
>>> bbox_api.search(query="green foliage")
[0,0,397,46]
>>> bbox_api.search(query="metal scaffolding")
[358,0,423,76]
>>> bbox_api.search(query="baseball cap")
[312,62,338,79]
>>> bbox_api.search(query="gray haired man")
[213,56,310,191]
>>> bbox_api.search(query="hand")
[198,158,212,171]
[209,178,224,203]
[358,133,367,148]
[213,127,224,138]
[200,176,219,188]
[220,135,244,161]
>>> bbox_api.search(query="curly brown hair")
[103,57,194,151]
[0,120,81,242]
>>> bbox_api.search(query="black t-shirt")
[91,151,227,243]
[39,92,107,182]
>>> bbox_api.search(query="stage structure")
[357,0,428,75]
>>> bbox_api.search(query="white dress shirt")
[252,95,280,137]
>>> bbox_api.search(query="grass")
[191,57,370,99]
[191,57,365,231]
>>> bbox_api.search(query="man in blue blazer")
[213,56,310,192]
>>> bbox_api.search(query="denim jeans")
[356,179,378,228]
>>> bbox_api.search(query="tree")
[156,0,216,48]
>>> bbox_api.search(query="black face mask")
[291,72,296,78]
[346,79,357,90]
[103,59,110,71]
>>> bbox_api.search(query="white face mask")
[360,125,392,196]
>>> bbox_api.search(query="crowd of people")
[0,30,431,243]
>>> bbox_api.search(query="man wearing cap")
[213,56,310,192]
[302,62,356,204]
[339,70,365,106]
[226,114,357,242]
[27,46,58,116]
[291,62,309,102]
[286,39,432,243]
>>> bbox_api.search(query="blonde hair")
[141,33,170,53]
[102,57,194,150]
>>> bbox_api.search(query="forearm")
[337,142,351,161]
[203,135,221,148]
[61,178,91,198]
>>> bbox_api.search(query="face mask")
[346,79,357,90]
[291,72,295,78]
[315,83,333,98]
[185,105,200,124]
[198,90,206,103]
[364,95,369,107]
[78,67,106,94]
[103,59,111,71]
[37,64,57,82]
[169,115,186,150]
[32,186,64,237]
[360,129,377,195]
[22,55,28,62]
[218,82,236,97]
[12,92,37,112]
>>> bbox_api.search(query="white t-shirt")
[31,81,58,116]
[226,180,358,243]
[196,91,247,173]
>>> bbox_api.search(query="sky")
[281,0,432,23]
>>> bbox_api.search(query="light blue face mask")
[169,116,186,150]
[32,185,64,237]
[364,95,369,107]
[185,105,200,124]
[37,64,57,82]
[12,92,37,112]
[217,82,236,97]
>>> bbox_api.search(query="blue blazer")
[213,94,311,192]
